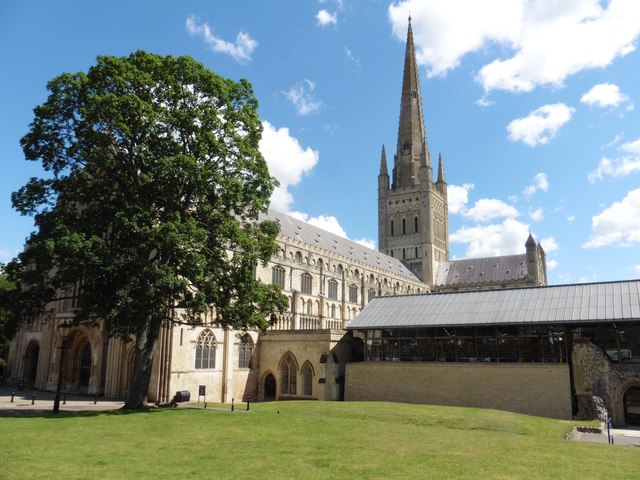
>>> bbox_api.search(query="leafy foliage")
[10,51,287,407]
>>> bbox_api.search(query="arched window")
[349,284,358,303]
[238,339,253,369]
[195,329,216,369]
[306,299,313,314]
[294,251,303,263]
[402,218,406,234]
[272,266,285,288]
[414,216,419,233]
[301,273,312,294]
[390,220,394,236]
[330,304,336,318]
[368,288,376,302]
[328,279,338,300]
[301,362,314,396]
[280,353,297,395]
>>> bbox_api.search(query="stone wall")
[345,362,572,419]
[572,338,640,426]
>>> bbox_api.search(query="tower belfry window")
[403,142,411,151]
[411,91,418,99]
[402,219,406,235]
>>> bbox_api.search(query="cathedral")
[7,20,640,426]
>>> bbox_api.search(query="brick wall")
[345,362,572,419]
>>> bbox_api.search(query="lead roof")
[347,279,640,330]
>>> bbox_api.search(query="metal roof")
[347,279,640,329]
[435,254,528,287]
[264,209,421,281]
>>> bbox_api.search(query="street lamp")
[52,320,72,414]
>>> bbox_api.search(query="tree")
[10,51,287,409]
[0,264,19,373]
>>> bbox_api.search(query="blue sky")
[1,0,640,285]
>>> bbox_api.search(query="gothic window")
[403,142,411,151]
[272,266,285,288]
[238,340,253,369]
[301,273,312,295]
[294,251,302,263]
[390,249,394,257]
[390,220,394,236]
[411,91,418,99]
[414,216,419,233]
[368,288,376,302]
[306,299,312,314]
[280,353,297,395]
[195,329,216,369]
[402,218,406,234]
[415,247,418,258]
[301,362,313,396]
[403,248,406,259]
[349,284,358,303]
[331,304,337,318]
[328,279,338,300]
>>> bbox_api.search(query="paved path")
[0,386,124,416]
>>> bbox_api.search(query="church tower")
[378,17,449,286]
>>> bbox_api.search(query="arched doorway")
[624,386,640,426]
[23,342,40,387]
[78,343,92,392]
[264,374,276,401]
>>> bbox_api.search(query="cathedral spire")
[394,16,430,189]
[436,152,445,184]
[380,144,388,175]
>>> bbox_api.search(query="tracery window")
[272,266,285,288]
[349,284,358,303]
[328,279,338,300]
[195,329,216,369]
[301,273,312,295]
[238,340,253,369]
[280,353,297,395]
[368,289,376,302]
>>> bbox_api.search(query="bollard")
[204,402,207,409]
[94,393,97,405]
[63,394,66,405]
[32,391,36,405]
[10,389,15,403]
[231,398,234,412]
[246,395,250,411]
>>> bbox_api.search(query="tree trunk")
[123,316,163,410]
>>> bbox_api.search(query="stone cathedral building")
[7,20,640,426]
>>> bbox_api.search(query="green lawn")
[0,401,637,479]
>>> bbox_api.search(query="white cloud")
[634,265,640,274]
[0,247,19,263]
[464,198,519,222]
[185,15,257,64]
[389,1,640,92]
[583,188,640,248]
[475,97,494,107]
[354,238,376,250]
[283,80,323,116]
[448,183,474,214]
[259,121,319,212]
[344,47,361,71]
[523,172,549,196]
[547,259,558,270]
[529,207,544,221]
[316,9,338,26]
[507,103,574,146]
[588,137,640,183]
[581,83,630,108]
[540,236,559,253]
[289,212,347,237]
[567,215,576,223]
[450,218,531,258]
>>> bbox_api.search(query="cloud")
[185,15,257,64]
[448,183,474,214]
[523,172,549,196]
[547,259,558,270]
[635,265,640,274]
[588,137,640,183]
[529,207,544,221]
[0,247,19,264]
[475,97,494,107]
[259,121,319,212]
[581,83,630,108]
[540,236,559,253]
[507,103,575,146]
[463,198,519,222]
[283,80,323,116]
[389,1,640,92]
[344,47,361,71]
[583,188,640,248]
[316,9,337,26]
[450,218,531,258]
[354,238,376,250]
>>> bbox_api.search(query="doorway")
[624,386,640,426]
[264,374,276,401]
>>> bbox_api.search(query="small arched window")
[238,339,253,369]
[272,266,285,288]
[301,362,314,396]
[301,273,312,295]
[280,353,297,395]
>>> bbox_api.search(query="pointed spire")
[394,16,430,189]
[436,152,445,184]
[526,233,536,247]
[380,144,388,175]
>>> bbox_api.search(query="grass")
[0,401,638,479]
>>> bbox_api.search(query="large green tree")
[10,51,287,409]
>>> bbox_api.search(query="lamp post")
[52,320,72,414]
